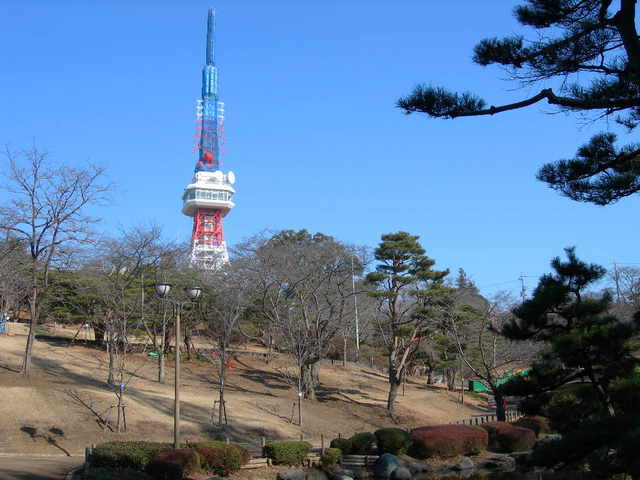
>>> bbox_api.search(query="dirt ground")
[0,323,489,455]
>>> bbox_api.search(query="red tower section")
[191,208,225,247]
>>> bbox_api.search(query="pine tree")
[366,232,449,415]
[398,0,640,205]
[499,248,640,477]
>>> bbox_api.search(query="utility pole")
[351,256,360,362]
[174,303,181,449]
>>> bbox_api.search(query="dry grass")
[0,323,489,455]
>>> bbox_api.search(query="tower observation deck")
[182,8,236,268]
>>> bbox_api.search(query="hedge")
[320,448,342,466]
[144,449,200,480]
[329,438,352,454]
[513,416,552,436]
[480,422,536,453]
[410,425,488,458]
[190,441,250,465]
[374,428,411,455]
[348,432,377,455]
[263,441,312,465]
[90,442,172,471]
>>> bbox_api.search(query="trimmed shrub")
[329,438,352,454]
[320,447,342,466]
[194,445,241,476]
[348,432,377,454]
[409,424,488,458]
[480,422,536,453]
[190,441,250,465]
[374,428,411,455]
[263,440,312,465]
[82,467,154,480]
[91,442,172,471]
[513,416,552,436]
[144,449,200,480]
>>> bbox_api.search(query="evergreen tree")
[499,248,640,477]
[366,232,449,415]
[398,0,640,205]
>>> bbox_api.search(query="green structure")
[468,369,528,393]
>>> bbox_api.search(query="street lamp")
[155,281,202,448]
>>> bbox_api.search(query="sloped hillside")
[0,324,488,455]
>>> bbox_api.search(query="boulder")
[305,469,330,480]
[409,424,488,458]
[513,416,552,436]
[452,457,475,471]
[389,466,411,480]
[478,454,516,472]
[278,470,307,480]
[373,453,401,479]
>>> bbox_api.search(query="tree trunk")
[301,363,317,401]
[494,389,506,422]
[446,368,457,391]
[93,322,105,346]
[107,333,115,385]
[343,335,347,367]
[387,375,401,414]
[22,286,38,376]
[426,367,434,385]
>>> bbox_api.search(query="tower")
[182,8,236,268]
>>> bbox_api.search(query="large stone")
[478,455,516,472]
[305,469,330,480]
[373,453,401,479]
[452,457,475,471]
[389,466,411,480]
[278,470,306,480]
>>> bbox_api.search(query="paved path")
[0,456,82,480]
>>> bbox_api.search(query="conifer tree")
[366,232,449,415]
[499,248,640,477]
[398,0,640,205]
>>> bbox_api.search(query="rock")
[478,455,516,472]
[402,460,432,475]
[535,434,562,448]
[510,450,533,466]
[373,454,400,479]
[389,466,411,480]
[452,457,475,471]
[305,469,330,480]
[278,470,306,480]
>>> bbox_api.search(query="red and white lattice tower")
[181,9,236,269]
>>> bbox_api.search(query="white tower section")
[182,170,236,269]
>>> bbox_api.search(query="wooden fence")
[451,408,523,426]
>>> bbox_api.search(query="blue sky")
[2,1,638,297]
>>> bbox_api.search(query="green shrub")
[263,441,312,465]
[91,442,172,471]
[348,432,377,454]
[82,467,154,480]
[329,438,352,454]
[320,448,342,466]
[190,441,250,465]
[144,449,200,480]
[194,445,241,476]
[374,428,410,455]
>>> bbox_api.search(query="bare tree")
[0,145,110,376]
[448,291,538,421]
[0,237,29,323]
[199,259,251,425]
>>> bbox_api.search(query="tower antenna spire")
[206,8,215,65]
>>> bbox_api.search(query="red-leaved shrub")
[513,416,552,436]
[409,424,488,458]
[145,449,200,480]
[480,421,536,452]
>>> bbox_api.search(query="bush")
[190,441,250,465]
[82,467,154,480]
[329,438,352,454]
[348,432,377,454]
[513,416,552,436]
[194,445,241,476]
[321,448,342,466]
[91,442,172,471]
[374,428,411,455]
[144,449,200,480]
[263,440,312,465]
[480,422,536,453]
[409,424,488,458]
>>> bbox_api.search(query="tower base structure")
[190,207,229,268]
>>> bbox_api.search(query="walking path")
[0,455,82,480]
